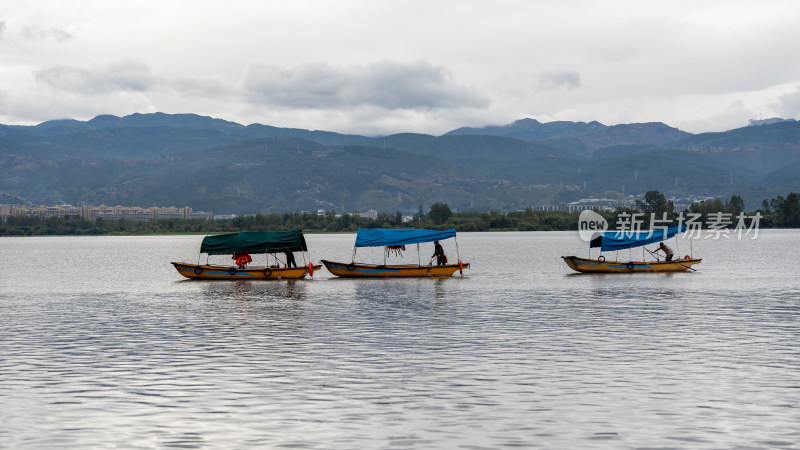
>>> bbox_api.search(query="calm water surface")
[1,231,799,449]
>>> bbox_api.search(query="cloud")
[241,60,489,110]
[172,75,232,98]
[20,59,489,133]
[774,87,800,118]
[678,100,754,133]
[535,70,583,92]
[0,87,156,126]
[0,21,5,39]
[21,25,73,42]
[35,60,157,95]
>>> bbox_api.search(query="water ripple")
[1,232,799,448]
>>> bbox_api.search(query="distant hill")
[365,133,580,184]
[0,137,540,213]
[556,122,691,153]
[673,121,800,172]
[749,117,796,126]
[37,112,241,131]
[761,161,800,190]
[591,145,664,159]
[136,138,478,213]
[580,149,758,194]
[0,113,370,159]
[2,113,800,212]
[0,137,21,153]
[445,119,691,155]
[445,118,607,140]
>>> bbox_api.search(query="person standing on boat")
[284,249,297,268]
[652,242,674,261]
[432,240,446,265]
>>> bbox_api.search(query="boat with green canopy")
[321,228,469,278]
[562,224,701,273]
[172,229,321,280]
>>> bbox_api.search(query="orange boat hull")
[321,260,469,278]
[562,256,701,273]
[171,262,321,280]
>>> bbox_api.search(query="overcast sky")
[2,0,800,135]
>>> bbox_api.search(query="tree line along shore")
[1,191,798,236]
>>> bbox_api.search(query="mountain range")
[1,113,798,214]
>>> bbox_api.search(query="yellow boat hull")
[321,260,469,278]
[561,256,701,273]
[171,262,321,280]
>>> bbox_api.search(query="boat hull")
[171,262,321,280]
[561,256,701,273]
[321,260,469,278]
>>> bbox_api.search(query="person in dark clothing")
[653,242,674,261]
[284,249,297,267]
[432,241,446,265]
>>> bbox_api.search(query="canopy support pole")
[417,243,420,266]
[384,247,386,265]
[455,236,461,263]
[352,247,357,264]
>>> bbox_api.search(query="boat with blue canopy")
[562,224,701,273]
[321,228,469,277]
[171,229,321,280]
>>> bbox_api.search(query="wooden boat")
[561,255,702,273]
[322,228,469,278]
[172,262,320,280]
[562,224,701,274]
[321,260,467,278]
[171,229,320,280]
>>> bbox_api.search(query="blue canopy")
[590,224,686,252]
[355,228,457,247]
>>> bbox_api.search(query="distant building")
[186,210,214,220]
[532,198,621,212]
[4,204,213,221]
[671,195,714,212]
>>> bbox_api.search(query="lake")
[1,230,799,448]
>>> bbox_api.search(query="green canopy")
[200,230,308,255]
